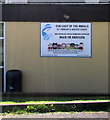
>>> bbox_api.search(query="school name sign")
[41,23,92,57]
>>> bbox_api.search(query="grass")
[0,96,109,105]
[2,96,110,102]
[0,100,109,105]
[1,95,110,115]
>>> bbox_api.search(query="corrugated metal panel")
[28,0,85,2]
[100,0,109,1]
[1,4,109,21]
[0,0,5,2]
[27,0,109,2]
[5,0,27,3]
[0,0,109,3]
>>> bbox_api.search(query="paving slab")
[0,112,109,119]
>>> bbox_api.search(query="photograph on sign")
[40,22,92,57]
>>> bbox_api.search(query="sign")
[41,22,92,57]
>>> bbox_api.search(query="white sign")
[41,22,92,57]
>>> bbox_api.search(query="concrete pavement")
[1,112,109,119]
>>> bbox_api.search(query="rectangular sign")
[41,22,92,57]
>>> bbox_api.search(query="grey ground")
[0,112,109,119]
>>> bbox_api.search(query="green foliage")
[2,103,110,114]
[26,105,37,113]
[26,104,55,113]
[54,104,76,112]
[12,106,20,112]
[14,110,27,114]
[2,106,26,113]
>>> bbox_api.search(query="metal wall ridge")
[1,4,110,22]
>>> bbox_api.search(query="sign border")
[40,22,92,58]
